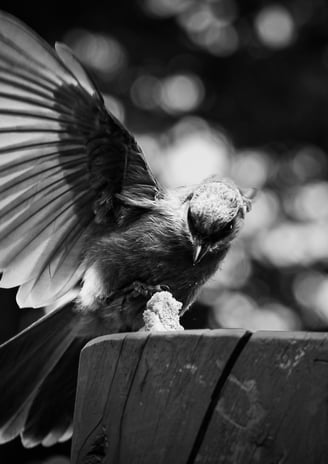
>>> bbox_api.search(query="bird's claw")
[104,282,170,306]
[129,282,169,298]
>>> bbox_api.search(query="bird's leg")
[88,281,170,334]
[123,281,170,298]
[102,281,169,307]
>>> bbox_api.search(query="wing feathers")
[55,42,99,97]
[0,11,160,307]
[1,209,80,287]
[0,13,78,86]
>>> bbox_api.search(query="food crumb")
[142,291,184,331]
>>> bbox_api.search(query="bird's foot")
[103,282,170,308]
[127,281,170,299]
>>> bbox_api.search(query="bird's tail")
[0,303,88,447]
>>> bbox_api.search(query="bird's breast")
[85,212,226,310]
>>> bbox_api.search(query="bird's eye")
[221,220,234,235]
[212,219,235,241]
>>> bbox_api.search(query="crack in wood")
[114,335,150,463]
[82,426,108,464]
[313,358,328,365]
[186,330,253,464]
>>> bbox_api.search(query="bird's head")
[186,179,254,264]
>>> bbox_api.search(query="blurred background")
[1,0,328,461]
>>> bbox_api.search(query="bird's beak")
[193,243,209,265]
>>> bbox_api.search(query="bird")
[0,11,253,448]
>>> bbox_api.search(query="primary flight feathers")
[0,11,160,308]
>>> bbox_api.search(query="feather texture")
[0,11,161,307]
[0,304,80,444]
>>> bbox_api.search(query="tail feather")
[0,303,84,445]
[22,339,85,447]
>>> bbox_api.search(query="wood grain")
[196,331,328,464]
[71,329,246,464]
[71,330,328,464]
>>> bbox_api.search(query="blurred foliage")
[1,0,328,460]
[1,0,328,332]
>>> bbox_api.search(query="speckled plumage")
[190,180,243,223]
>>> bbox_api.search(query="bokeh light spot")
[63,29,127,76]
[178,2,239,55]
[292,146,328,181]
[131,75,161,110]
[255,5,295,49]
[201,24,239,56]
[202,243,252,293]
[143,0,191,18]
[294,271,328,323]
[242,190,280,236]
[211,292,298,330]
[159,74,204,114]
[181,7,213,34]
[161,127,229,187]
[294,271,326,308]
[232,150,271,189]
[255,222,328,266]
[284,182,328,221]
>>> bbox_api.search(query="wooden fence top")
[71,330,328,464]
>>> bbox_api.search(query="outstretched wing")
[0,12,161,308]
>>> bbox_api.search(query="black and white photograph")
[0,0,328,462]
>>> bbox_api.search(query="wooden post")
[71,330,328,464]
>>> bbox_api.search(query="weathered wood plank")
[71,329,246,464]
[196,331,328,464]
[72,330,328,464]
